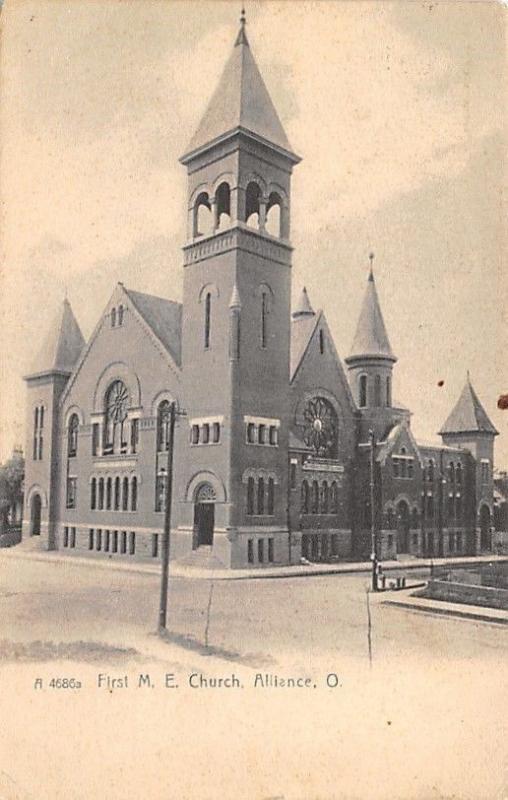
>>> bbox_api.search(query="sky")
[0,0,506,464]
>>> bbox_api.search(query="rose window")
[302,397,338,458]
[106,380,129,424]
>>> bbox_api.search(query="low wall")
[419,579,508,611]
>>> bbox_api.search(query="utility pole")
[158,401,179,632]
[369,428,378,592]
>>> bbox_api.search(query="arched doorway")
[31,494,42,536]
[194,483,216,547]
[396,500,410,554]
[479,505,491,551]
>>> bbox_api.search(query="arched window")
[68,414,79,457]
[122,477,129,511]
[261,291,268,348]
[428,460,435,482]
[104,380,129,455]
[330,482,338,514]
[194,191,213,238]
[456,462,462,486]
[386,375,391,406]
[257,477,265,515]
[319,329,325,355]
[204,292,211,349]
[267,477,275,516]
[91,478,97,510]
[106,477,112,510]
[157,401,171,452]
[311,481,319,514]
[245,182,261,228]
[111,308,116,327]
[374,375,381,407]
[359,375,367,408]
[114,476,120,510]
[117,305,124,326]
[302,396,339,459]
[247,477,255,515]
[301,481,309,514]
[215,182,231,230]
[131,477,137,511]
[98,478,104,510]
[266,191,282,237]
[321,481,329,514]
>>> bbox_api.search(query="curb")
[383,598,508,626]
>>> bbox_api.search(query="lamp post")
[369,428,378,591]
[158,401,185,632]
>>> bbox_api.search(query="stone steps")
[176,546,226,570]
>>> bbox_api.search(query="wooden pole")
[370,428,378,592]
[158,401,176,631]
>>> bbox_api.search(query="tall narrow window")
[258,538,264,563]
[130,418,139,454]
[117,305,124,325]
[114,477,120,510]
[247,477,255,515]
[261,292,268,348]
[257,477,265,515]
[202,424,210,444]
[157,401,171,452]
[374,375,381,407]
[129,531,136,555]
[111,308,116,327]
[319,329,324,355]
[68,414,79,457]
[301,481,309,514]
[122,477,129,511]
[321,482,329,514]
[311,481,319,514]
[268,538,274,563]
[106,478,112,510]
[212,422,220,443]
[359,375,367,408]
[247,539,254,563]
[98,478,104,510]
[91,478,97,510]
[386,375,391,407]
[33,407,39,460]
[330,482,338,514]
[131,477,137,511]
[267,478,275,516]
[204,292,211,349]
[290,462,297,489]
[92,423,100,456]
[66,478,77,509]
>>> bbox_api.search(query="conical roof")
[292,286,315,319]
[439,376,498,435]
[229,283,242,309]
[181,19,297,162]
[29,299,85,375]
[347,270,395,361]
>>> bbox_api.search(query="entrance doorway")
[396,500,410,553]
[31,494,42,536]
[479,505,491,551]
[193,483,216,547]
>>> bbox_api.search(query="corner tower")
[22,299,84,549]
[175,14,301,567]
[345,257,398,442]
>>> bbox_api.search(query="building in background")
[21,15,498,567]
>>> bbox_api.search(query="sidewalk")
[381,589,508,626]
[2,545,507,581]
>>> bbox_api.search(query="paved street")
[1,553,506,800]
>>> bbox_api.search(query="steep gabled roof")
[27,299,85,377]
[347,269,395,362]
[439,377,498,436]
[290,311,321,380]
[181,19,297,161]
[376,420,423,466]
[124,288,182,367]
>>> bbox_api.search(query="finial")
[235,5,249,46]
[466,369,471,383]
[368,252,375,281]
[64,284,68,302]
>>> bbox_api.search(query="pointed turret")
[27,298,85,377]
[439,375,498,436]
[292,287,315,319]
[229,283,242,309]
[347,262,396,362]
[181,12,299,163]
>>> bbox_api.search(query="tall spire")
[439,378,498,436]
[347,260,396,362]
[235,6,248,46]
[292,287,315,319]
[28,298,85,376]
[181,12,298,163]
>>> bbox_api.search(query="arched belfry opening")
[215,182,231,230]
[194,192,213,238]
[266,191,282,238]
[245,181,261,229]
[31,493,42,536]
[193,482,216,548]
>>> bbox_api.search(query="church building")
[21,16,498,568]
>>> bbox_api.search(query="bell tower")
[174,13,301,567]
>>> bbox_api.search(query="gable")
[377,422,422,466]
